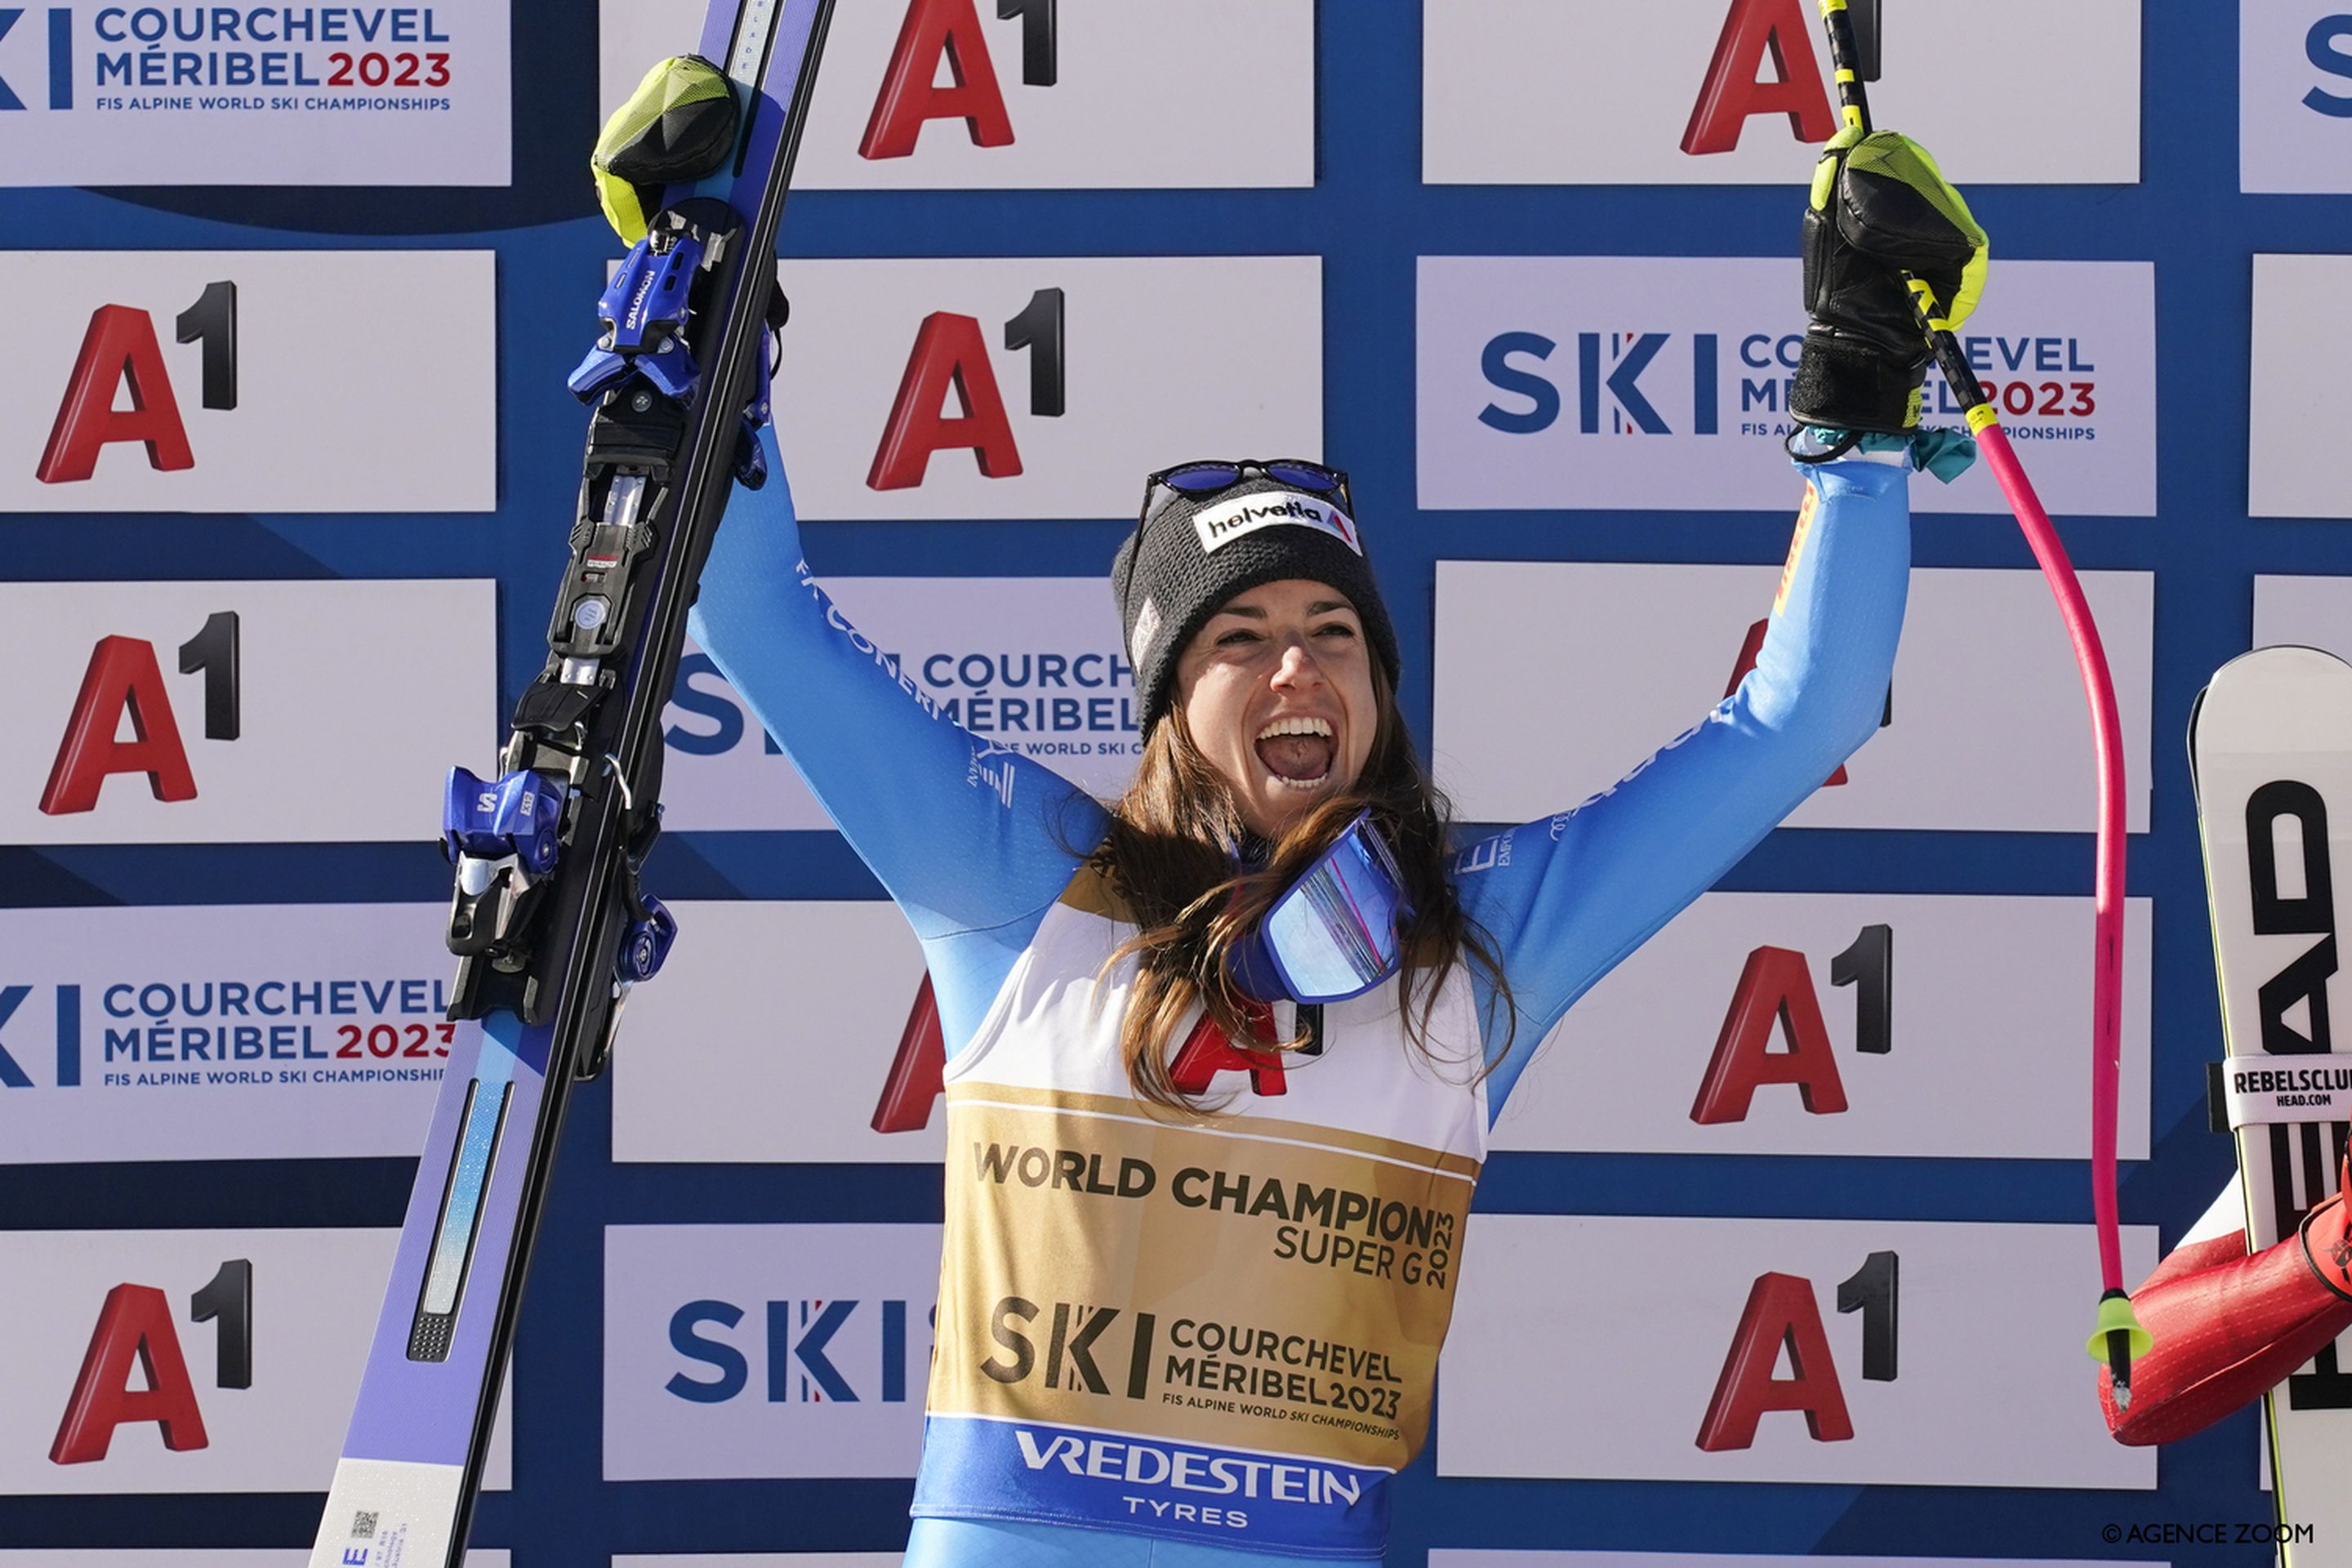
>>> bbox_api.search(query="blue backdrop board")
[1,1,2345,1564]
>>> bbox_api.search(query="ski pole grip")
[1817,0,1873,136]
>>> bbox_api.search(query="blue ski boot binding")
[442,765,561,958]
[568,227,709,403]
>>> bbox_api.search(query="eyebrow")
[1210,600,1356,620]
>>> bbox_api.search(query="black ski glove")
[1792,128,1989,434]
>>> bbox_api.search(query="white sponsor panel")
[1418,257,2154,517]
[0,2,510,185]
[601,0,1311,189]
[612,902,937,1164]
[663,578,1135,831]
[1490,893,2154,1160]
[0,1229,509,1494]
[1423,0,2140,185]
[0,579,494,844]
[3,252,493,513]
[2251,256,2352,518]
[2244,4,2352,192]
[1437,1214,2158,1486]
[1430,1557,2160,1567]
[604,1224,940,1481]
[2257,572,2352,651]
[1432,563,2154,833]
[771,257,1321,520]
[0,903,468,1163]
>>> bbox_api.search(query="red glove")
[2100,1152,2352,1446]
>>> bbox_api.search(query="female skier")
[602,65,1989,1566]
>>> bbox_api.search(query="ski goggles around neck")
[1145,458,1352,525]
[1229,808,1415,1005]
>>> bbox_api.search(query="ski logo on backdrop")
[0,970,458,1092]
[1,5,456,112]
[860,0,1057,159]
[1478,326,2100,443]
[50,1258,252,1464]
[867,286,1065,490]
[665,1294,923,1405]
[1480,331,1724,437]
[1191,493,1361,557]
[668,636,1138,769]
[0,7,70,109]
[0,6,510,187]
[38,280,237,483]
[2304,13,2352,116]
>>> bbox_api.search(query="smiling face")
[1172,578,1379,840]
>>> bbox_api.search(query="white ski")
[2194,644,2352,1566]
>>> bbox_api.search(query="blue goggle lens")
[1161,463,1245,492]
[1254,813,1412,1004]
[1263,461,1345,492]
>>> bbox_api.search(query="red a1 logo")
[39,610,242,816]
[861,0,1058,160]
[38,281,238,484]
[871,967,1287,1134]
[1682,0,1838,156]
[867,287,1066,490]
[1695,1249,1895,1450]
[50,1259,252,1464]
[872,973,947,1133]
[1689,924,1891,1124]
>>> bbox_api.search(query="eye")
[1216,627,1264,648]
[1314,621,1359,641]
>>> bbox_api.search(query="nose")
[1269,635,1325,690]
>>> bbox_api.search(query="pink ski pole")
[1813,0,2149,1402]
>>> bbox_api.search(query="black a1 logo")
[861,0,1058,160]
[1689,924,1891,1125]
[50,1259,252,1463]
[40,609,241,816]
[867,286,1065,491]
[38,281,238,484]
[1695,1249,1896,1451]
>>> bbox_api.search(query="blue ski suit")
[689,433,1912,1566]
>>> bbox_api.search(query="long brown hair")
[1089,660,1512,1111]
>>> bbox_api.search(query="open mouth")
[1255,715,1335,790]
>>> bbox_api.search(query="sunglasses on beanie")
[1143,459,1353,525]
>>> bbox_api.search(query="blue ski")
[309,4,835,1563]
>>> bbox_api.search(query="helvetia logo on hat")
[1191,492,1362,557]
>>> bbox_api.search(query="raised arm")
[1462,126,1993,1111]
[1460,452,1907,1108]
[690,430,1107,1048]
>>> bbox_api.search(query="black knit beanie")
[1111,474,1401,733]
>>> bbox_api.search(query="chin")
[1251,777,1339,836]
